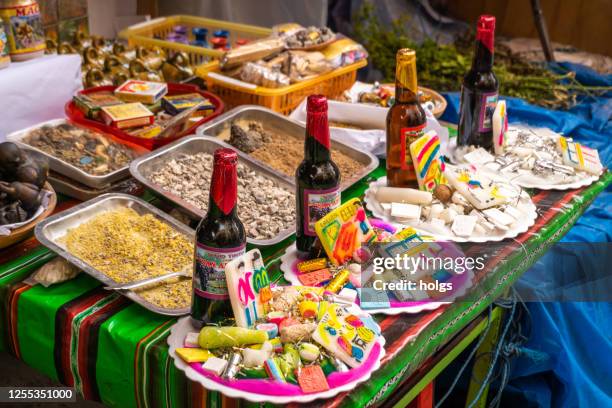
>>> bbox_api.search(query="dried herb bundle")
[353,2,610,109]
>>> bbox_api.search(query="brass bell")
[136,46,165,71]
[104,56,130,86]
[90,35,106,49]
[162,52,194,82]
[129,59,163,82]
[45,39,58,54]
[58,42,77,54]
[82,46,104,69]
[73,31,91,51]
[85,68,113,88]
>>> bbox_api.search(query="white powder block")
[502,206,523,220]
[463,148,494,164]
[391,203,421,219]
[482,208,515,226]
[469,209,496,231]
[202,357,228,376]
[451,191,470,207]
[430,203,444,220]
[439,208,458,224]
[448,203,465,215]
[421,206,431,220]
[451,215,478,237]
[184,332,200,348]
[428,217,447,233]
[338,288,358,304]
[381,202,392,212]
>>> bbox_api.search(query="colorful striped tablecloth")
[1,163,609,407]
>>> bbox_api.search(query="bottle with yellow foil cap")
[0,0,45,61]
[386,48,427,188]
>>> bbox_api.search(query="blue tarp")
[441,62,612,407]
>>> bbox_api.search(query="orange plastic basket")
[118,15,272,66]
[196,59,367,115]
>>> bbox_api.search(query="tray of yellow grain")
[35,193,194,316]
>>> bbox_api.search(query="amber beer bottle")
[191,148,246,326]
[386,49,427,188]
[295,95,341,253]
[458,15,499,149]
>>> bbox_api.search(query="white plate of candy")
[450,120,604,190]
[364,165,538,243]
[169,260,386,403]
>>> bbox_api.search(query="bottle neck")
[472,29,494,72]
[395,59,419,104]
[305,110,331,162]
[208,162,238,218]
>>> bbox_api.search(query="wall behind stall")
[156,0,328,27]
[443,0,612,57]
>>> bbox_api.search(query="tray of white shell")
[364,164,537,243]
[168,285,385,404]
[453,125,604,190]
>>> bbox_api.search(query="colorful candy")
[242,342,273,367]
[299,342,321,362]
[297,365,330,393]
[325,269,350,293]
[198,326,268,349]
[263,358,285,382]
[297,268,332,286]
[297,258,328,273]
[202,357,228,376]
[298,300,318,319]
[222,352,243,379]
[184,332,200,348]
[256,323,278,339]
[176,347,213,363]
[266,311,286,326]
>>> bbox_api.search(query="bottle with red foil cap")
[295,95,341,253]
[191,148,246,326]
[458,15,499,150]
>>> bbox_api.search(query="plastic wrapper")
[288,51,333,82]
[220,38,285,69]
[239,62,290,88]
[321,37,368,68]
[31,258,80,287]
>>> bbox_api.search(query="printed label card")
[225,249,272,328]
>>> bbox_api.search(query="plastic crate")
[66,83,224,150]
[118,15,272,67]
[195,59,367,115]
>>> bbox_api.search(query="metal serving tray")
[35,193,194,316]
[130,136,295,246]
[7,119,147,189]
[196,105,380,190]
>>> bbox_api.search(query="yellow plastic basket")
[196,59,367,115]
[118,15,272,66]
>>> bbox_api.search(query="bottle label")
[478,91,498,132]
[194,243,246,300]
[302,187,341,235]
[400,124,426,170]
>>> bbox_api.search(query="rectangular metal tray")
[129,136,295,246]
[196,105,380,190]
[7,119,147,189]
[35,193,194,316]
